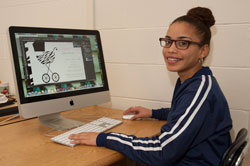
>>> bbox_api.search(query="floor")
[243,153,250,166]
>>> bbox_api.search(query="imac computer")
[9,26,110,130]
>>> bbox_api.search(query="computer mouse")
[122,114,135,120]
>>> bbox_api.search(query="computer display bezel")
[9,26,109,105]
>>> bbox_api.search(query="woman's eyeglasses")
[159,38,203,50]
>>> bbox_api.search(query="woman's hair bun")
[187,7,215,28]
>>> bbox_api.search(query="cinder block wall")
[94,0,250,149]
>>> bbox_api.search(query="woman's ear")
[200,44,209,59]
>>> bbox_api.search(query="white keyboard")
[51,117,122,147]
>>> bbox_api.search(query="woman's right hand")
[123,106,152,120]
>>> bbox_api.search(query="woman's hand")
[68,132,99,146]
[123,106,152,120]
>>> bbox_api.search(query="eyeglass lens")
[160,38,190,49]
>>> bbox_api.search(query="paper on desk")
[0,94,8,104]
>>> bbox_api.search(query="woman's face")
[163,21,208,82]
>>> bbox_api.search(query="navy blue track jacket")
[97,67,232,166]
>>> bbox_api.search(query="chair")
[222,128,248,166]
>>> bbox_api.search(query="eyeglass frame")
[159,37,203,50]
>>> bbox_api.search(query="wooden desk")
[0,106,165,166]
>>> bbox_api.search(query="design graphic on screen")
[25,41,86,86]
[36,46,59,83]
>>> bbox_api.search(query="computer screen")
[9,26,110,130]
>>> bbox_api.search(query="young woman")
[69,7,232,166]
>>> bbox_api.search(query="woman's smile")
[166,56,182,64]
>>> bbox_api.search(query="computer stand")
[38,113,84,131]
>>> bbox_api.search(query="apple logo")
[69,99,74,106]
